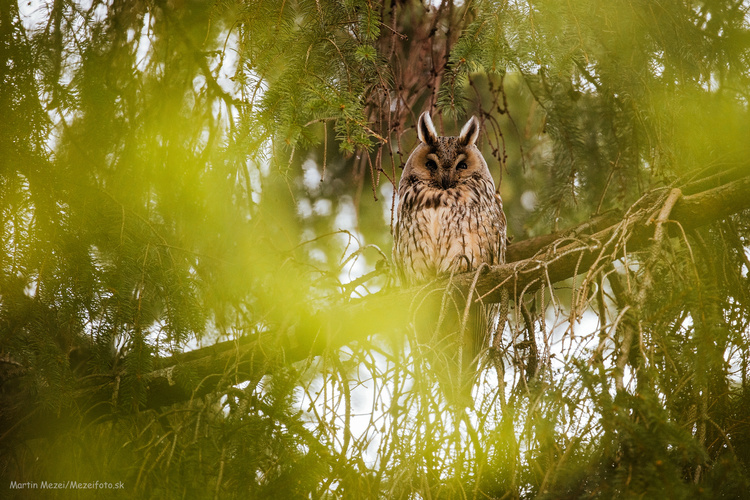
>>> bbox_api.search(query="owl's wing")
[494,192,508,265]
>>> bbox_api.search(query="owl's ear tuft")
[417,112,438,145]
[459,116,480,146]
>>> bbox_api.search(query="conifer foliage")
[1,0,750,498]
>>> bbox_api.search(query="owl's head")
[401,112,493,191]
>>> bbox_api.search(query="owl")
[393,111,506,404]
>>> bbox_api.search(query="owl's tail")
[413,289,499,407]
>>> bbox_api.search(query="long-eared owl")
[393,112,507,403]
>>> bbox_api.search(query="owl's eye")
[457,161,468,170]
[425,159,438,171]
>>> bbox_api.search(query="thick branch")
[170,173,750,368]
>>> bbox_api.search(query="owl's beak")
[440,172,455,190]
